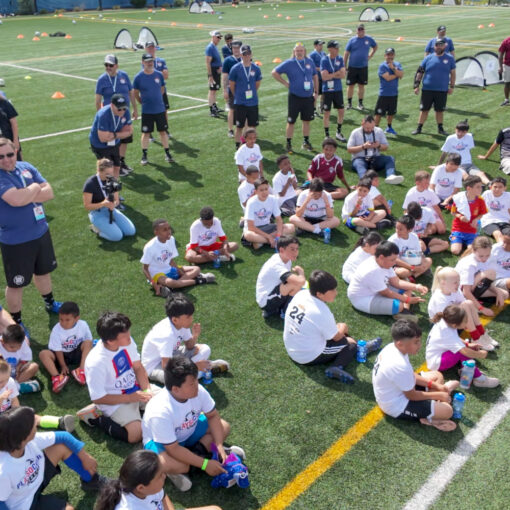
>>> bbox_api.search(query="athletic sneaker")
[45,301,63,313]
[159,286,172,298]
[58,415,76,432]
[500,99,510,106]
[346,103,353,110]
[51,374,69,393]
[335,131,347,142]
[252,242,263,250]
[437,126,449,136]
[325,366,355,384]
[476,333,495,352]
[356,104,364,111]
[376,218,393,230]
[82,473,111,492]
[119,163,133,175]
[89,224,100,235]
[77,403,102,426]
[385,126,398,135]
[302,141,314,152]
[165,153,175,163]
[411,127,422,135]
[167,473,192,492]
[196,272,216,284]
[473,374,500,388]
[285,142,293,154]
[19,380,40,394]
[365,337,383,354]
[214,104,224,113]
[140,156,148,166]
[210,359,230,375]
[210,110,220,118]
[228,129,234,138]
[225,445,246,460]
[314,109,323,119]
[482,332,499,348]
[72,368,86,385]
[385,174,404,185]
[393,309,418,322]
[219,254,236,262]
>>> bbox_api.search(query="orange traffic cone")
[51,91,65,99]
[32,36,40,41]
[255,60,262,66]
[65,34,72,39]
[272,58,282,63]
[17,34,24,39]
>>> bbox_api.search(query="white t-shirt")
[491,242,510,279]
[430,165,463,200]
[238,181,255,211]
[369,185,381,200]
[441,133,475,165]
[426,319,464,370]
[189,217,226,249]
[84,338,141,416]
[342,246,372,284]
[412,207,436,237]
[283,290,339,364]
[387,232,422,258]
[372,343,415,418]
[256,253,292,307]
[48,319,92,353]
[347,256,396,300]
[455,253,496,286]
[0,340,32,378]
[481,190,510,227]
[244,194,280,232]
[114,489,165,510]
[141,318,192,374]
[403,186,440,210]
[427,289,464,318]
[0,376,18,414]
[272,171,297,206]
[140,236,179,278]
[142,386,215,445]
[234,143,263,181]
[342,190,374,221]
[296,189,333,219]
[0,432,55,510]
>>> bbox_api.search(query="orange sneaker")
[51,374,69,393]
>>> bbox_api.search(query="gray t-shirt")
[347,126,388,160]
[496,127,510,159]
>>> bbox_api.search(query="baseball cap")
[435,37,447,45]
[210,30,222,38]
[241,44,252,55]
[142,53,154,61]
[232,40,243,48]
[104,54,118,65]
[357,24,365,30]
[145,41,155,48]
[327,40,339,49]
[111,94,127,109]
[384,47,395,54]
[313,39,325,46]
[437,25,446,31]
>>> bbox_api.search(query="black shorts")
[120,135,133,145]
[1,230,57,288]
[420,236,432,248]
[323,90,344,111]
[317,75,323,95]
[482,222,510,236]
[53,347,82,368]
[287,94,315,123]
[141,112,168,134]
[420,89,448,112]
[304,216,327,225]
[395,398,433,422]
[262,280,292,317]
[90,144,120,167]
[235,104,259,128]
[209,67,221,91]
[374,95,398,116]
[227,92,234,109]
[162,89,169,110]
[346,66,368,86]
[30,454,66,510]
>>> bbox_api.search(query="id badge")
[107,140,116,147]
[327,80,334,89]
[245,89,253,100]
[33,205,46,222]
[304,81,311,91]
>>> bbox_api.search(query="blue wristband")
[54,431,84,454]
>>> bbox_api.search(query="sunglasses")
[104,63,115,68]
[358,28,365,31]
[0,152,15,160]
[116,107,127,111]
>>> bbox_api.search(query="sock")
[417,123,423,130]
[313,226,321,234]
[358,99,363,106]
[42,292,54,308]
[337,123,342,133]
[210,105,214,112]
[286,138,292,145]
[120,157,125,164]
[235,142,241,149]
[64,453,92,482]
[12,311,22,324]
[387,123,392,128]
[476,324,485,335]
[303,136,310,144]
[347,97,352,105]
[324,128,330,137]
[19,381,40,394]
[165,148,171,156]
[91,416,129,442]
[438,123,444,129]
[469,329,481,341]
[39,415,60,429]
[142,149,148,157]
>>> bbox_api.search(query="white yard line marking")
[402,385,510,510]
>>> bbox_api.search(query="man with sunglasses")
[205,30,224,118]
[343,24,377,112]
[95,54,137,176]
[0,137,63,335]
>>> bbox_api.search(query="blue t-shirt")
[309,49,326,70]
[222,44,232,59]
[320,55,344,92]
[345,35,377,68]
[0,163,49,245]
[274,57,317,98]
[222,55,241,75]
[95,70,133,107]
[425,37,455,55]
[132,70,166,114]
[205,42,222,69]
[89,105,132,148]
[229,62,262,106]
[421,53,456,92]
[378,61,402,97]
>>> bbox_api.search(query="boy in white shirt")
[256,236,306,319]
[185,207,238,265]
[492,231,510,290]
[406,201,449,254]
[39,301,93,393]
[364,170,394,219]
[372,320,458,432]
[142,356,244,492]
[290,178,340,236]
[244,178,294,249]
[284,270,381,383]
[78,312,154,444]
[142,293,229,384]
[430,152,463,206]
[481,177,510,243]
[272,154,299,216]
[234,128,264,182]
[141,219,215,298]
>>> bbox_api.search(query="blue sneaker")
[385,126,397,135]
[366,337,383,354]
[45,301,63,313]
[325,366,355,384]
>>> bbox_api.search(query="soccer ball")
[72,20,76,24]
[34,31,40,36]
[0,78,5,87]
[218,15,223,19]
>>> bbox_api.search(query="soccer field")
[1,2,510,509]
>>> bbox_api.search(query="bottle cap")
[454,392,466,402]
[358,340,367,346]
[464,360,476,367]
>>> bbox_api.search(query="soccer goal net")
[189,1,214,13]
[475,51,503,85]
[113,29,133,50]
[136,27,158,49]
[455,56,485,87]
[359,6,389,22]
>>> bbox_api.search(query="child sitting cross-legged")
[342,231,383,284]
[406,201,449,255]
[480,177,510,244]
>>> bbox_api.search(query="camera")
[103,176,122,201]
[364,157,375,169]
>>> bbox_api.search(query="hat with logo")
[313,39,325,46]
[111,94,127,109]
[384,47,395,54]
[104,54,118,65]
[241,44,252,55]
[327,40,339,49]
[210,30,222,38]
[142,53,154,61]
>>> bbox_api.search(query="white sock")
[313,226,321,234]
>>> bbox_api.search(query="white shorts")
[500,157,510,175]
[494,277,509,290]
[350,294,399,315]
[110,384,161,426]
[504,64,510,83]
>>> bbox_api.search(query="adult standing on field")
[425,25,455,57]
[412,38,455,136]
[343,24,377,111]
[0,138,63,335]
[272,42,318,154]
[498,35,510,106]
[309,39,326,117]
[0,91,21,161]
[222,40,242,139]
[95,54,137,176]
[222,33,234,59]
[205,30,224,118]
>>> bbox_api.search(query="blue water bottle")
[202,368,213,385]
[387,199,393,209]
[357,340,367,363]
[452,392,466,420]
[459,360,476,390]
[213,250,221,269]
[323,227,331,244]
[274,236,280,253]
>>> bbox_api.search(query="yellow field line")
[262,300,509,510]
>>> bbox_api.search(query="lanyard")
[96,175,107,199]
[1,168,27,188]
[111,108,122,132]
[294,58,308,75]
[362,130,375,157]
[328,56,337,73]
[242,64,252,90]
[108,73,117,93]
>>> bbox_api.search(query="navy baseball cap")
[327,40,339,49]
[111,94,127,109]
[142,53,154,61]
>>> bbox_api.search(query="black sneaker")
[376,218,393,230]
[411,127,422,135]
[365,337,383,354]
[116,203,126,211]
[210,109,219,118]
[285,142,293,154]
[120,162,133,175]
[302,141,314,152]
[81,473,111,492]
[165,153,175,163]
[335,131,347,143]
[314,109,323,119]
[437,126,449,136]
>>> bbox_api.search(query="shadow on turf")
[122,172,172,201]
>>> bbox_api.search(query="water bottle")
[213,250,221,269]
[459,360,476,390]
[477,219,481,234]
[202,368,213,385]
[452,392,466,420]
[323,227,331,244]
[274,236,280,253]
[357,340,367,363]
[387,199,393,209]
[280,308,286,319]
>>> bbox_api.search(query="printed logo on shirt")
[155,78,160,84]
[437,177,453,187]
[247,153,260,163]
[443,59,449,64]
[452,141,468,151]
[488,199,504,211]
[112,349,140,394]
[328,166,335,174]
[0,396,12,412]
[61,334,80,351]
[21,170,32,179]
[156,250,173,264]
[120,79,126,84]
[255,207,271,220]
[16,454,43,489]
[305,64,311,69]
[496,257,510,272]
[198,230,217,243]
[150,498,164,510]
[307,203,325,213]
[176,410,200,436]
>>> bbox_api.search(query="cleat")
[335,131,347,142]
[210,359,230,375]
[165,153,175,163]
[437,127,449,136]
[393,309,418,322]
[384,174,404,185]
[411,127,422,135]
[365,337,383,354]
[227,129,234,138]
[196,272,216,284]
[346,103,353,110]
[72,368,86,385]
[301,141,314,152]
[356,104,364,111]
[219,254,236,262]
[19,380,40,394]
[51,374,69,393]
[58,414,76,432]
[77,403,101,426]
[500,99,509,106]
[45,301,63,313]
[140,156,148,166]
[325,366,355,384]
[285,142,293,154]
[159,286,172,298]
[384,126,397,135]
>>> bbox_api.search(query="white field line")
[402,385,510,510]
[20,103,208,143]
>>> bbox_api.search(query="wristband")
[143,388,151,393]
[478,304,483,311]
[427,380,433,389]
[410,265,415,271]
[201,458,209,471]
[406,295,410,304]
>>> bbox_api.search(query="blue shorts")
[449,231,477,246]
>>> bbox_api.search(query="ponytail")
[431,304,465,326]
[94,479,123,510]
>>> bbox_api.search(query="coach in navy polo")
[205,30,223,118]
[222,40,242,139]
[425,25,455,57]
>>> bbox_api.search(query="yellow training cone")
[52,91,65,99]
[24,76,32,80]
[272,58,282,63]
